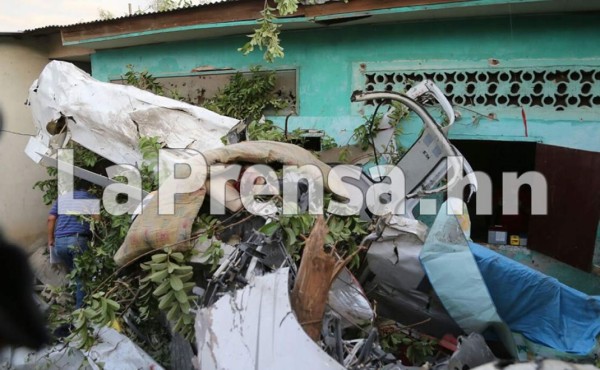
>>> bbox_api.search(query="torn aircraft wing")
[195,268,346,370]
[25,61,238,166]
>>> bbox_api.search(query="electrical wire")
[368,100,385,170]
[0,129,35,137]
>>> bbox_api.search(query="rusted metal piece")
[291,215,336,341]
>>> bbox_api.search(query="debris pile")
[13,61,600,370]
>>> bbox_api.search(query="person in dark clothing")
[0,234,49,349]
[0,110,49,349]
[47,183,100,308]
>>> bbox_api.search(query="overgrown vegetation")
[138,136,162,192]
[204,66,288,121]
[202,66,339,151]
[124,65,164,95]
[122,64,187,103]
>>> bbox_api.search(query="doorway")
[452,140,600,272]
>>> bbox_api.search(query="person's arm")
[47,214,57,247]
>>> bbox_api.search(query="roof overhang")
[59,0,600,50]
[0,30,93,62]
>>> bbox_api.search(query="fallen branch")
[291,215,336,341]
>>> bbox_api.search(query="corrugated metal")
[23,0,239,33]
[24,0,483,35]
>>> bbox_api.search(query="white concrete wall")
[0,36,51,252]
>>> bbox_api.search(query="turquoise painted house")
[54,0,599,273]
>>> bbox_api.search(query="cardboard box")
[519,235,528,246]
[488,228,508,245]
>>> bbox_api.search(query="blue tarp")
[420,200,600,359]
[471,242,600,355]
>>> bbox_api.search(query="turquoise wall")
[91,13,600,152]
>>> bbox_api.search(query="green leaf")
[324,234,334,245]
[158,291,175,310]
[149,269,168,283]
[173,316,184,333]
[151,254,168,263]
[178,271,194,283]
[275,0,299,15]
[169,275,184,291]
[151,262,168,271]
[153,280,171,296]
[106,298,120,311]
[174,265,193,273]
[167,261,179,274]
[174,289,188,304]
[166,304,179,321]
[180,300,191,313]
[170,252,185,263]
[284,227,296,246]
[259,222,280,236]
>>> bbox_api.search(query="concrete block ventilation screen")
[357,62,600,120]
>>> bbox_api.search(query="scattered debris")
[0,327,163,370]
[448,333,497,370]
[473,360,599,370]
[23,62,600,370]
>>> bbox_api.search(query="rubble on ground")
[20,62,600,370]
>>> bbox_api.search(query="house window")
[111,69,297,115]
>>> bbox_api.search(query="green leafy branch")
[240,0,334,62]
[380,328,438,365]
[124,65,164,95]
[201,239,224,272]
[205,66,288,121]
[338,100,409,163]
[259,197,366,266]
[33,167,58,205]
[239,6,284,63]
[138,136,162,192]
[140,249,196,340]
[33,141,102,204]
[67,291,123,349]
[123,65,187,101]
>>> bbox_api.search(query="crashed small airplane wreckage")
[20,61,600,370]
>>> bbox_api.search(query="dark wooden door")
[529,144,600,271]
